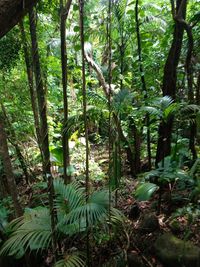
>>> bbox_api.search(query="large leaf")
[0,207,51,257]
[135,183,159,201]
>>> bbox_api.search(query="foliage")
[0,29,21,72]
[135,155,192,202]
[54,252,85,267]
[0,179,123,260]
[135,182,159,201]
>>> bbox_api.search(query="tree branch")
[84,51,110,98]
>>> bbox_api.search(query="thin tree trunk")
[195,71,200,145]
[19,21,41,151]
[176,6,197,160]
[135,0,151,170]
[28,7,57,259]
[60,0,72,183]
[0,112,23,217]
[156,0,187,166]
[1,103,30,184]
[79,0,91,265]
[197,72,200,106]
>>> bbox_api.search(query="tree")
[29,7,57,258]
[60,0,72,183]
[0,111,22,217]
[156,0,187,166]
[0,0,38,38]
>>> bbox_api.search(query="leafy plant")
[135,182,159,201]
[54,252,85,267]
[0,179,123,265]
[134,156,191,205]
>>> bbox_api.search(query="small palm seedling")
[0,178,123,267]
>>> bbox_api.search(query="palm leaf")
[54,179,85,213]
[54,252,85,267]
[0,207,51,257]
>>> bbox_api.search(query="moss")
[155,233,200,267]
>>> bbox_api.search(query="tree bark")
[28,7,57,259]
[0,112,23,217]
[1,103,30,184]
[156,0,187,166]
[19,21,41,151]
[0,0,38,38]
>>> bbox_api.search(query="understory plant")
[134,155,193,213]
[0,178,123,267]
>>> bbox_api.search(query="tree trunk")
[1,103,30,184]
[29,7,57,259]
[182,11,197,160]
[19,21,41,151]
[60,0,72,183]
[0,112,23,217]
[156,0,187,166]
[135,0,151,170]
[0,0,38,38]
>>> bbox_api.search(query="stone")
[154,233,200,267]
[139,213,159,233]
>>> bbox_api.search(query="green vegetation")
[0,0,199,266]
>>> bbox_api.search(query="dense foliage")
[0,0,200,266]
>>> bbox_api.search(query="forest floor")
[91,143,200,267]
[15,142,200,267]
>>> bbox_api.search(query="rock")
[127,251,145,267]
[154,233,200,267]
[139,213,159,233]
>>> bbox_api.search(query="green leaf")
[135,183,159,201]
[74,26,80,33]
[67,165,76,176]
[74,44,81,51]
[73,4,79,11]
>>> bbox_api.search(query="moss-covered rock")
[139,213,159,233]
[154,233,200,267]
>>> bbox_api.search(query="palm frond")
[0,181,124,258]
[63,105,107,136]
[140,106,161,117]
[54,252,85,267]
[163,102,178,121]
[54,179,85,214]
[180,104,200,114]
[88,90,108,107]
[58,189,111,235]
[88,190,109,208]
[112,89,133,114]
[159,95,174,111]
[0,207,51,257]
